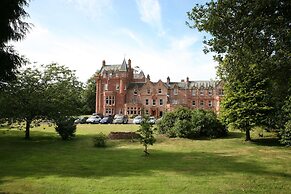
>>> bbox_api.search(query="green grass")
[0,124,290,193]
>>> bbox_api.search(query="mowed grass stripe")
[0,124,290,193]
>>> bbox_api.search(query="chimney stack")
[102,60,106,66]
[128,59,131,69]
[167,76,170,84]
[147,74,150,80]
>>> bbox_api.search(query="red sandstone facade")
[95,59,224,117]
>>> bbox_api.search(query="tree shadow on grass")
[0,130,290,185]
[224,131,245,139]
[251,137,283,147]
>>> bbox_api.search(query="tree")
[0,0,31,82]
[0,63,83,139]
[82,74,97,114]
[187,0,291,140]
[42,63,84,120]
[138,116,156,156]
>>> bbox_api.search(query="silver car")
[133,115,143,124]
[113,114,128,124]
[86,116,101,124]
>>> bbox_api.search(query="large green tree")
[82,74,97,114]
[0,0,31,82]
[0,63,83,139]
[187,0,291,140]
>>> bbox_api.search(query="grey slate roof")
[127,83,145,90]
[120,59,128,71]
[168,80,219,89]
[100,59,128,73]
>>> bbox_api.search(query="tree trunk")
[245,128,251,141]
[144,144,149,156]
[25,119,32,140]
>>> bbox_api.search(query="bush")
[55,117,76,140]
[93,133,108,147]
[279,120,291,146]
[157,107,227,139]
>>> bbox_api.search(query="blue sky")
[14,0,217,83]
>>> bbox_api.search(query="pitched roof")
[100,59,128,73]
[127,82,145,90]
[120,58,128,71]
[168,80,219,89]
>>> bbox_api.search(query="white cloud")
[136,0,165,35]
[13,21,217,84]
[169,36,198,51]
[120,28,144,48]
[65,0,113,19]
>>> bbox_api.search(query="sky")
[13,0,217,83]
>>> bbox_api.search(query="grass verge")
[0,124,290,193]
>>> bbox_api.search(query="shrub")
[55,117,76,140]
[157,107,227,139]
[93,133,108,147]
[157,111,176,134]
[279,120,291,146]
[191,110,227,138]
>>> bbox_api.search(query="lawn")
[0,124,290,193]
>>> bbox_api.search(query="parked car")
[113,114,128,124]
[86,116,101,124]
[92,113,103,118]
[148,116,156,124]
[100,115,113,124]
[133,115,143,124]
[74,116,89,124]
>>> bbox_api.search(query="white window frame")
[208,100,213,107]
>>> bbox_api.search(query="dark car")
[100,115,113,124]
[113,114,128,124]
[74,116,89,124]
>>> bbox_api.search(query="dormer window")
[219,89,224,96]
[174,88,178,95]
[147,89,151,94]
[192,89,196,96]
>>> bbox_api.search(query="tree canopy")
[0,63,83,139]
[82,74,97,114]
[187,0,291,140]
[0,0,31,83]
